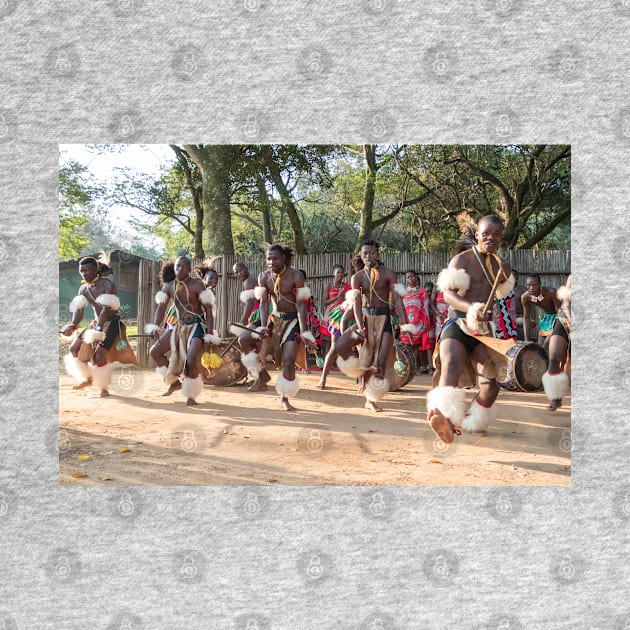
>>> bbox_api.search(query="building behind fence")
[135,249,571,366]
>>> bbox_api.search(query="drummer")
[427,215,515,443]
[145,256,218,406]
[542,274,571,411]
[521,274,560,349]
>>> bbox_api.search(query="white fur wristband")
[144,323,160,335]
[204,334,221,345]
[301,331,316,345]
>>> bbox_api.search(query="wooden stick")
[483,262,505,315]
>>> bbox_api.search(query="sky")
[59,144,177,246]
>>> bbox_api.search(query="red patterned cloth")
[400,287,433,350]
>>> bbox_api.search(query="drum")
[199,338,248,387]
[386,341,416,391]
[498,341,548,392]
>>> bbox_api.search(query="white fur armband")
[240,289,256,304]
[496,273,516,299]
[155,290,169,305]
[200,288,215,306]
[96,294,120,311]
[69,295,88,313]
[83,329,106,344]
[343,288,360,309]
[437,267,471,294]
[557,285,571,302]
[466,302,486,334]
[144,323,160,335]
[296,287,311,302]
[254,286,267,300]
[301,331,316,345]
[393,283,408,297]
[204,333,221,345]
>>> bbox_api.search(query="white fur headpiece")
[254,286,267,300]
[199,288,215,306]
[437,267,471,294]
[240,289,256,304]
[69,295,88,313]
[95,294,120,311]
[393,283,408,297]
[496,273,516,299]
[275,373,300,398]
[155,290,169,305]
[296,287,311,302]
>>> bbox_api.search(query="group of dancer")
[61,214,571,445]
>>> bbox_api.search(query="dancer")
[427,215,515,443]
[61,254,138,397]
[521,274,560,349]
[542,274,572,411]
[145,257,217,406]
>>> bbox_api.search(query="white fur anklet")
[542,371,570,402]
[365,375,389,402]
[240,351,262,379]
[181,376,203,401]
[462,398,497,433]
[91,363,112,392]
[64,354,92,383]
[275,373,300,399]
[426,386,467,425]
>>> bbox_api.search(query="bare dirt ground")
[59,367,571,486]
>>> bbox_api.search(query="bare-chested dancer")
[145,257,217,406]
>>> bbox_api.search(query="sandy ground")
[58,364,571,487]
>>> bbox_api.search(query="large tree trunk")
[357,144,377,249]
[256,173,273,245]
[182,144,237,255]
[264,150,306,254]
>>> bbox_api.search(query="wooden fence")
[135,250,570,365]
